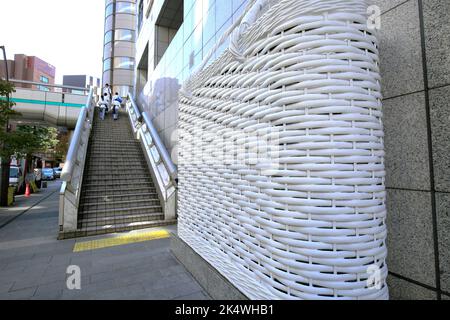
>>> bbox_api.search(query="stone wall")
[374,0,450,300]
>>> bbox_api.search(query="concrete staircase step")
[80,198,160,211]
[91,138,137,143]
[83,172,151,177]
[82,186,157,195]
[82,180,154,188]
[88,146,141,151]
[78,212,165,228]
[81,192,158,202]
[79,205,163,217]
[83,177,152,185]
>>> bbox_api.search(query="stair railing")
[126,93,177,220]
[58,88,95,237]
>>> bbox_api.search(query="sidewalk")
[0,180,209,300]
[0,181,60,228]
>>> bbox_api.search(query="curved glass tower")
[103,0,136,97]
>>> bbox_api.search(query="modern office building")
[102,0,137,97]
[63,75,101,94]
[0,54,56,91]
[97,0,450,300]
[134,0,248,155]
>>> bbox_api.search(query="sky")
[0,0,105,84]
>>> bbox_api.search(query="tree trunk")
[0,159,10,207]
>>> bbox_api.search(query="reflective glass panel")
[113,57,135,69]
[116,2,136,14]
[104,30,113,44]
[103,58,112,71]
[105,3,114,17]
[115,29,135,42]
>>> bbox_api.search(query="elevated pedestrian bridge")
[7,79,90,129]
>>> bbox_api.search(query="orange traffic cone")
[25,183,31,197]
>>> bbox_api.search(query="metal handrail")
[142,112,177,182]
[9,79,90,92]
[127,93,177,183]
[128,93,142,121]
[61,87,93,182]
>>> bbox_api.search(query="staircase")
[74,107,175,237]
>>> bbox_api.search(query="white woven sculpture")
[178,0,388,300]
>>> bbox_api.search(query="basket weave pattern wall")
[178,0,388,300]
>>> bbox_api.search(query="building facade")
[135,0,249,157]
[63,75,101,94]
[119,0,450,300]
[0,54,56,91]
[102,0,137,97]
[373,0,450,300]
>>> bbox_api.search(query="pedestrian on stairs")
[98,93,109,120]
[102,83,112,110]
[112,92,123,121]
[102,83,112,98]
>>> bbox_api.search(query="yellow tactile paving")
[73,229,170,252]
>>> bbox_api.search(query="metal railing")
[58,88,95,235]
[126,93,177,220]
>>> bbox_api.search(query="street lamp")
[0,46,9,81]
[0,45,11,206]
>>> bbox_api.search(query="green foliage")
[14,126,59,157]
[0,80,18,127]
[0,80,58,159]
[0,80,18,159]
[54,133,69,161]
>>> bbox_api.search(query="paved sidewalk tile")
[0,180,210,300]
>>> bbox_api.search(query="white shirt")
[112,94,121,106]
[103,86,111,96]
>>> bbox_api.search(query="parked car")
[42,168,56,181]
[9,166,25,194]
[53,167,62,178]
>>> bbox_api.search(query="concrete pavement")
[0,180,209,300]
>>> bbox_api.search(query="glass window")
[40,75,49,83]
[105,3,114,17]
[116,2,136,14]
[103,70,112,85]
[113,85,131,98]
[105,15,114,32]
[138,0,144,32]
[113,57,135,69]
[103,42,113,59]
[115,29,135,42]
[38,85,50,92]
[104,30,113,44]
[103,58,112,71]
[38,75,50,91]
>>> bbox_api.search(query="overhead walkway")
[6,79,90,129]
[58,89,177,239]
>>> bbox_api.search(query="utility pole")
[0,45,11,206]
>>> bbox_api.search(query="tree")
[53,132,69,162]
[14,125,59,171]
[0,80,18,206]
[1,80,63,205]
